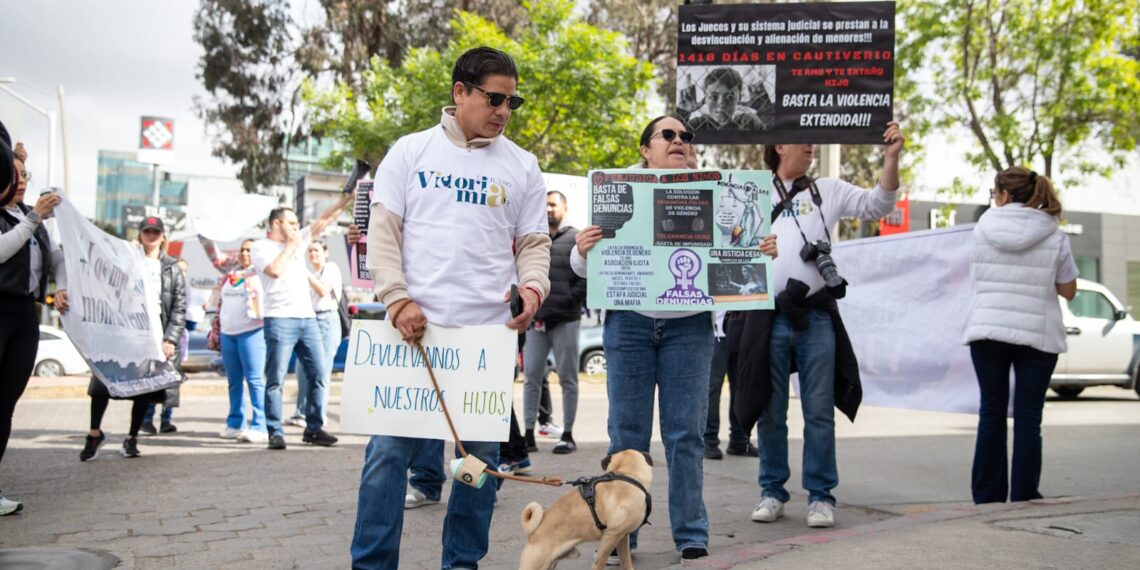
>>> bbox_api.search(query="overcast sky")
[3,1,1138,219]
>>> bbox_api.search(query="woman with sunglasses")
[202,237,267,443]
[963,166,1076,504]
[1,129,68,515]
[571,115,777,563]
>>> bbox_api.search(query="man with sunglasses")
[351,46,551,569]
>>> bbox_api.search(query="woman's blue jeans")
[603,310,713,552]
[758,310,838,506]
[220,328,267,432]
[969,339,1057,504]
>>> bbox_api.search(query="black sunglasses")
[651,129,694,144]
[463,81,526,110]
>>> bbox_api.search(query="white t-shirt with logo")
[250,227,317,319]
[219,268,264,335]
[373,126,547,326]
[770,177,897,298]
[310,262,343,313]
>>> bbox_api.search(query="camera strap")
[772,176,833,246]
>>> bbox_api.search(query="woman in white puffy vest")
[962,166,1077,504]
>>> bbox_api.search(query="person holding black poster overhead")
[736,122,904,529]
[573,115,778,563]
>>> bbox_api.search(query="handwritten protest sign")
[55,200,182,397]
[677,1,896,144]
[586,169,775,311]
[340,320,515,441]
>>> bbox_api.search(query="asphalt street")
[2,377,1138,569]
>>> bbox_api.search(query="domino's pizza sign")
[138,116,175,165]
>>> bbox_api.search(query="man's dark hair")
[452,47,518,102]
[763,145,780,171]
[268,207,294,226]
[547,190,567,205]
[704,67,744,92]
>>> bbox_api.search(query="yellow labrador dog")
[518,450,653,570]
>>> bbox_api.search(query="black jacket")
[535,226,586,325]
[158,254,187,345]
[0,204,54,302]
[733,293,863,427]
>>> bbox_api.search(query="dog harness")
[569,473,652,531]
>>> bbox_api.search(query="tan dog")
[518,450,653,570]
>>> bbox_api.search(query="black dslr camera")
[799,240,847,298]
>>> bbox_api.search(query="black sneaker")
[268,435,287,450]
[159,422,177,434]
[120,437,140,458]
[681,547,708,560]
[726,442,759,457]
[80,431,106,462]
[704,442,724,460]
[552,433,576,454]
[302,429,338,447]
[524,429,538,453]
[139,423,157,436]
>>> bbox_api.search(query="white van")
[1053,279,1140,399]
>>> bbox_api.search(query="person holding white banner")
[1,129,68,515]
[350,47,551,570]
[737,123,904,530]
[963,167,1076,504]
[83,216,187,460]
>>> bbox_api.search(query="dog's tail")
[520,502,544,535]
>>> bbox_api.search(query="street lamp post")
[0,77,61,194]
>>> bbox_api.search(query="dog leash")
[411,340,565,488]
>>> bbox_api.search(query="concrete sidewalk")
[2,380,1138,569]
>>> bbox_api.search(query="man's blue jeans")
[263,317,327,437]
[295,310,338,419]
[351,436,498,569]
[142,403,172,426]
[969,339,1057,504]
[758,309,838,505]
[220,328,267,432]
[603,311,712,552]
[410,438,446,500]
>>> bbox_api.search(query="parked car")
[34,325,90,377]
[543,318,606,377]
[184,311,223,373]
[1052,279,1140,399]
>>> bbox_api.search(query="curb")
[665,494,1138,569]
[23,375,345,400]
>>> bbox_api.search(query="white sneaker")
[284,416,306,427]
[750,497,785,522]
[237,430,268,443]
[219,427,242,439]
[807,501,835,528]
[537,422,563,438]
[404,488,439,509]
[0,494,23,516]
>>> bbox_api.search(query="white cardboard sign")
[340,320,515,441]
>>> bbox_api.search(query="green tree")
[900,0,1140,183]
[193,0,297,193]
[304,0,655,175]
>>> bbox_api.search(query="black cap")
[139,216,165,232]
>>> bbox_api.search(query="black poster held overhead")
[677,1,896,145]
